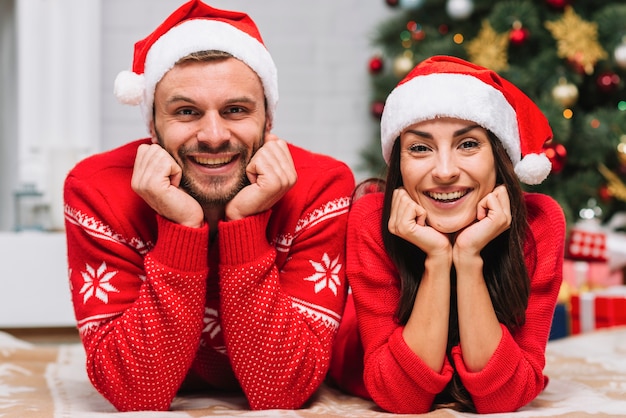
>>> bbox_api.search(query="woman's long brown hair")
[380,132,531,412]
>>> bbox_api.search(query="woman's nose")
[431,152,460,182]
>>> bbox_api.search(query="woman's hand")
[453,184,511,261]
[453,185,509,372]
[388,187,451,257]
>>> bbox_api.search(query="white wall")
[101,0,394,180]
[9,0,101,232]
[0,0,17,232]
[0,232,74,328]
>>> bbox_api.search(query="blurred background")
[2,0,626,330]
[0,0,394,232]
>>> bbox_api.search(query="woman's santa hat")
[380,55,553,185]
[113,0,278,131]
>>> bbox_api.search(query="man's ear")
[265,117,273,134]
[149,119,158,144]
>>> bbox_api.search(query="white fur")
[380,73,520,167]
[114,19,278,132]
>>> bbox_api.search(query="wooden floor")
[1,327,80,345]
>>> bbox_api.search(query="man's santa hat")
[113,0,278,131]
[380,55,553,185]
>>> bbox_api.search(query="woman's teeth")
[428,190,467,201]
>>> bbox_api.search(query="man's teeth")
[428,191,466,201]
[194,156,232,165]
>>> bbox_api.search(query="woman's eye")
[460,139,479,149]
[408,144,429,153]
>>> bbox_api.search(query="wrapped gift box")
[562,259,624,291]
[570,286,626,334]
[549,303,569,340]
[566,224,607,262]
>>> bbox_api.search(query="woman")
[329,56,565,414]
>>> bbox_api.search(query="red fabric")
[566,228,608,261]
[330,192,565,414]
[64,138,354,412]
[132,0,264,74]
[396,56,553,157]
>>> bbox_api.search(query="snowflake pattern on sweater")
[63,139,354,412]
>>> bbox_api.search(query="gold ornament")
[618,135,626,166]
[466,20,509,72]
[599,164,626,203]
[393,51,414,78]
[545,6,607,75]
[551,77,578,108]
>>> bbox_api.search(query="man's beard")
[155,130,264,207]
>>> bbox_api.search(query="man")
[63,0,354,412]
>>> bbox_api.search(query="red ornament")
[509,27,530,46]
[596,71,620,94]
[543,142,567,174]
[385,0,400,7]
[566,57,587,75]
[545,0,571,10]
[371,101,385,119]
[368,56,384,74]
[598,185,612,202]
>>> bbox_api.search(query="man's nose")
[196,112,230,144]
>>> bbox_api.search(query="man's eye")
[225,106,245,114]
[178,108,196,115]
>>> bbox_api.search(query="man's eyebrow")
[165,95,196,106]
[165,95,257,106]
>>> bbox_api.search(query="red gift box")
[570,286,626,334]
[567,228,607,262]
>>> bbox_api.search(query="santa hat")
[113,0,278,131]
[380,55,553,185]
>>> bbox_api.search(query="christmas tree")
[363,0,626,227]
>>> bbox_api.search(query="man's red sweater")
[64,139,354,411]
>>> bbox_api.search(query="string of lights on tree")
[364,0,626,226]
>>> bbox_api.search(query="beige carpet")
[1,328,626,417]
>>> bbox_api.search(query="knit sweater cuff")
[149,215,209,273]
[389,327,453,392]
[452,324,518,396]
[218,210,273,266]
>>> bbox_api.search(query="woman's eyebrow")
[453,124,482,137]
[404,124,482,138]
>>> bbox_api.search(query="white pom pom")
[514,153,552,185]
[114,71,145,105]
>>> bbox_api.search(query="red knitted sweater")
[330,192,565,414]
[63,138,354,412]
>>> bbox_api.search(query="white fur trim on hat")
[381,72,520,168]
[115,18,278,131]
[515,153,552,185]
[114,71,145,106]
